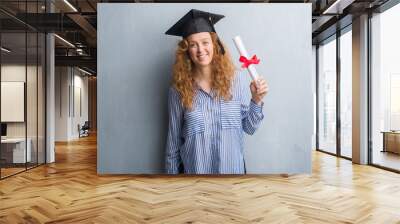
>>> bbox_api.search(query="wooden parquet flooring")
[1,167,26,178]
[1,134,400,223]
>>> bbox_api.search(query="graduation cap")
[165,9,226,54]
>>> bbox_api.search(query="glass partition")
[1,31,28,177]
[27,31,38,169]
[38,32,45,165]
[0,1,46,179]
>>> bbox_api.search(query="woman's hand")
[250,77,269,105]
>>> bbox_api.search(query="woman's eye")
[189,44,196,48]
[203,42,209,45]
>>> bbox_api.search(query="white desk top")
[1,138,28,143]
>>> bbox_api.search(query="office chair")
[79,121,90,138]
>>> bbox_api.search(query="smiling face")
[186,32,214,68]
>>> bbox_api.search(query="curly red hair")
[172,32,236,110]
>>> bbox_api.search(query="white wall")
[55,67,89,141]
[71,72,89,138]
[1,65,26,136]
[55,67,69,141]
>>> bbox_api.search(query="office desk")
[1,138,32,163]
[382,131,400,154]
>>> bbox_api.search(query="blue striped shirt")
[165,72,264,174]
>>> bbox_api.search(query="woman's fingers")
[250,82,257,92]
[258,79,266,86]
[257,82,267,89]
[257,89,268,95]
[256,79,267,88]
[256,83,268,94]
[251,78,269,102]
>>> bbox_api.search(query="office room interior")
[0,0,400,223]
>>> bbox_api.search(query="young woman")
[165,9,268,174]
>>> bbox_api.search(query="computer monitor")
[1,123,7,137]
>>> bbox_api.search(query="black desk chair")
[78,121,90,138]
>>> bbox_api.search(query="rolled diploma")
[233,36,259,81]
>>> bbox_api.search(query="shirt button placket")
[205,98,213,138]
[211,101,218,156]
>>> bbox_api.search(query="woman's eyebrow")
[189,38,211,42]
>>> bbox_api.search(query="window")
[340,28,352,158]
[318,36,337,155]
[371,3,400,171]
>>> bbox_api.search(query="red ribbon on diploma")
[239,55,260,68]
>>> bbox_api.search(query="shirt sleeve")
[165,87,184,174]
[237,70,265,135]
[241,100,264,135]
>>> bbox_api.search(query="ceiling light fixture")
[76,48,84,55]
[63,0,78,12]
[1,47,11,53]
[54,34,75,48]
[322,0,354,14]
[78,67,92,76]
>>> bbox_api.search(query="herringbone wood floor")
[1,134,400,224]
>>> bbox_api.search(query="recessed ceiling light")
[63,0,78,12]
[1,47,11,53]
[323,0,354,15]
[54,34,75,48]
[78,67,92,76]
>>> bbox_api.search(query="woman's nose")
[197,46,205,54]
